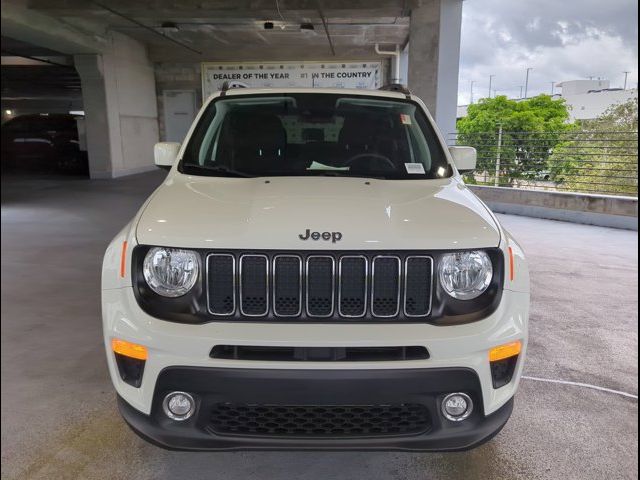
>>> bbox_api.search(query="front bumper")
[117,366,514,451]
[103,286,528,451]
[103,288,528,415]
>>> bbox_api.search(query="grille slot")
[210,345,430,361]
[239,255,268,316]
[404,256,433,317]
[338,256,368,317]
[305,256,335,317]
[206,254,236,315]
[371,256,401,317]
[208,403,431,437]
[273,255,302,317]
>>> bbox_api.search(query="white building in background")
[554,80,637,121]
[456,79,638,121]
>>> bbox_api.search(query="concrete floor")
[1,171,638,480]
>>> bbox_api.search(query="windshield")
[180,93,452,179]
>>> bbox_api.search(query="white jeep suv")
[102,85,529,451]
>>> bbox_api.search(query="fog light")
[162,392,195,421]
[441,393,473,422]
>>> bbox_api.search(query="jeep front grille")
[206,252,433,320]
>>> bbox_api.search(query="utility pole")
[470,80,476,104]
[524,67,533,98]
[495,124,503,187]
[623,71,630,90]
[488,75,495,99]
[519,86,523,99]
[550,81,556,95]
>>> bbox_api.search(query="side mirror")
[154,142,181,169]
[448,146,477,174]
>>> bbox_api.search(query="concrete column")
[408,2,440,113]
[408,0,463,142]
[75,32,159,178]
[398,44,409,85]
[74,55,112,178]
[435,0,463,142]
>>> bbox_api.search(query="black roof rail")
[378,83,412,97]
[220,81,249,96]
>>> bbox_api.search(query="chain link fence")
[448,130,639,197]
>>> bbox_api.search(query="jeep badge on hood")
[299,229,343,243]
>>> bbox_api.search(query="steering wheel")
[344,153,396,171]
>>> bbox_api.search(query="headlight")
[143,247,199,297]
[439,250,493,300]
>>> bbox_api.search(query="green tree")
[457,95,574,186]
[549,97,638,196]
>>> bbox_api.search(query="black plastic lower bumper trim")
[117,367,514,452]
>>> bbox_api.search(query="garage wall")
[155,63,203,142]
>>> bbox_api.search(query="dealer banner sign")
[202,61,382,100]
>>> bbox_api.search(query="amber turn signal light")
[489,341,522,362]
[112,338,148,360]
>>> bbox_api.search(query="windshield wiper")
[182,164,255,178]
[308,171,386,180]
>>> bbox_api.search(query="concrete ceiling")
[1,64,81,100]
[1,0,421,102]
[1,36,80,101]
[1,35,63,57]
[24,0,416,61]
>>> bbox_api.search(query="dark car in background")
[1,114,88,174]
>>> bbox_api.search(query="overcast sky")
[457,0,639,104]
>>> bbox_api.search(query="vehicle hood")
[136,174,501,250]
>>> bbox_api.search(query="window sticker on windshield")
[400,114,412,125]
[405,163,425,174]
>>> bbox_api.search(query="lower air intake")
[208,403,431,437]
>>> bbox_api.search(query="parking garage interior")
[1,0,638,479]
[1,37,87,176]
[2,0,462,179]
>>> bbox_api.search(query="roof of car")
[208,87,410,102]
